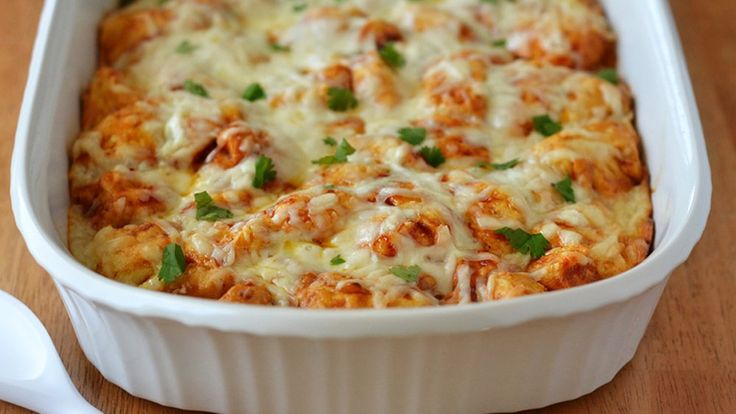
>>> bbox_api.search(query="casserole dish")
[11,0,710,412]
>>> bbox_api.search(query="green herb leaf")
[194,191,234,221]
[478,158,519,170]
[269,43,290,52]
[335,139,357,160]
[596,68,620,85]
[491,38,507,48]
[494,228,550,260]
[183,80,209,98]
[390,265,422,282]
[158,243,186,283]
[330,255,346,265]
[327,87,358,112]
[553,176,576,203]
[313,139,356,165]
[175,40,197,54]
[313,156,338,165]
[419,146,446,168]
[253,155,277,189]
[378,42,406,70]
[532,114,562,137]
[398,127,426,145]
[323,136,338,146]
[242,83,267,102]
[293,3,308,12]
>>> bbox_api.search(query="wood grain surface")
[1,1,734,413]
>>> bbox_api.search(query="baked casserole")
[68,0,653,308]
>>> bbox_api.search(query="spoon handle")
[0,290,101,413]
[0,381,100,414]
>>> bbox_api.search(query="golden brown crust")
[295,273,373,309]
[72,171,166,229]
[92,223,170,285]
[528,246,601,291]
[491,273,546,300]
[466,190,523,257]
[220,281,275,305]
[444,258,499,304]
[99,8,172,66]
[534,121,644,196]
[82,67,141,130]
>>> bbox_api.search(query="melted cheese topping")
[68,0,651,308]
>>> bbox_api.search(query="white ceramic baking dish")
[11,0,710,412]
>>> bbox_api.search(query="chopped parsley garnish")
[495,228,550,260]
[326,87,358,111]
[252,155,277,189]
[323,136,338,146]
[378,42,406,70]
[293,3,308,12]
[532,114,562,137]
[478,158,519,170]
[313,139,356,165]
[389,265,422,282]
[398,127,426,145]
[269,43,290,52]
[194,191,234,221]
[330,255,346,265]
[175,40,197,54]
[158,243,186,283]
[419,146,446,168]
[492,38,507,48]
[242,83,267,102]
[553,176,576,203]
[183,80,209,98]
[596,68,620,85]
[333,139,357,160]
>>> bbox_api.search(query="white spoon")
[0,290,100,413]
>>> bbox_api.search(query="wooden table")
[1,1,734,412]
